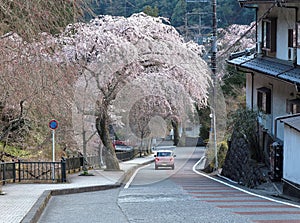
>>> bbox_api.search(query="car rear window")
[157,152,172,157]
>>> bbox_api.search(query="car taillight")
[170,158,173,161]
[156,158,159,161]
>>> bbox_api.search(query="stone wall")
[221,131,266,188]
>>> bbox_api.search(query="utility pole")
[185,0,209,44]
[211,0,218,171]
[211,0,217,75]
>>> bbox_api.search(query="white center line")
[124,164,151,189]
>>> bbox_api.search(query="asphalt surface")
[38,147,300,223]
[1,143,300,223]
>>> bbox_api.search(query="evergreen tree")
[88,0,255,28]
[143,5,159,17]
[171,0,186,27]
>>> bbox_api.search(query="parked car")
[115,145,133,152]
[113,140,134,152]
[154,150,176,170]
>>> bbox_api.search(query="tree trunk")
[95,109,120,170]
[139,132,144,157]
[82,130,88,172]
[171,119,180,146]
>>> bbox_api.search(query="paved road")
[173,148,300,223]
[39,147,300,223]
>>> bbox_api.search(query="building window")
[288,29,295,47]
[288,29,296,60]
[286,99,300,114]
[262,18,277,52]
[257,87,271,114]
[297,22,300,48]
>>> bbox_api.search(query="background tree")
[90,0,255,28]
[0,0,94,161]
[171,0,186,27]
[0,0,93,40]
[65,13,211,170]
[0,34,78,160]
[143,5,159,17]
[196,106,210,142]
[113,71,200,148]
[128,95,175,154]
[73,72,98,174]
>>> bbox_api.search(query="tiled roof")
[227,54,300,84]
[239,0,277,2]
[238,0,299,4]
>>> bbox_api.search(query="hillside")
[89,0,255,28]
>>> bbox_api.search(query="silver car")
[154,150,176,170]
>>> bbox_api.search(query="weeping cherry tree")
[59,13,211,170]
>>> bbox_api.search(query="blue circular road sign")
[49,119,58,130]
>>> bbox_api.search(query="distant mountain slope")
[89,0,255,29]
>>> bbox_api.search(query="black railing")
[0,150,137,184]
[116,149,139,161]
[66,157,83,173]
[0,160,66,184]
[0,162,16,184]
[17,160,66,183]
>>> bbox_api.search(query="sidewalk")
[0,155,155,223]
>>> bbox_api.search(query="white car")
[154,150,176,170]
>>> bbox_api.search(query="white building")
[227,0,300,197]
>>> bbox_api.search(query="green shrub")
[217,140,228,167]
[204,140,228,171]
[0,143,31,161]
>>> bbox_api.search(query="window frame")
[288,29,295,48]
[286,99,300,114]
[257,87,271,114]
[297,22,300,48]
[262,18,277,52]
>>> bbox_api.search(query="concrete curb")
[21,190,52,223]
[20,184,121,223]
[20,159,155,223]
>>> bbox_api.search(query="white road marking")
[192,159,300,209]
[124,164,151,189]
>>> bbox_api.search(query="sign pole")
[49,120,58,182]
[52,129,55,181]
[52,129,55,163]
